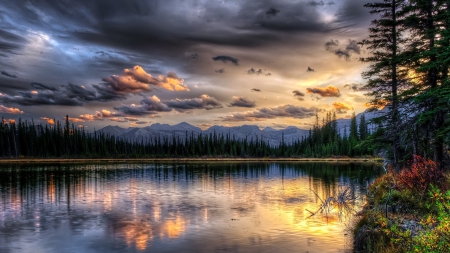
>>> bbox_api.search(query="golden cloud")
[332,102,353,114]
[40,117,55,124]
[0,105,24,114]
[306,85,341,97]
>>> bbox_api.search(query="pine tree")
[362,0,408,167]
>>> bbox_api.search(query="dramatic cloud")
[307,67,315,72]
[332,102,353,114]
[228,96,256,108]
[0,105,23,114]
[0,0,374,128]
[65,83,98,102]
[165,94,223,112]
[1,71,17,78]
[266,7,280,17]
[325,39,361,61]
[114,95,171,116]
[221,105,319,122]
[344,83,363,91]
[31,83,58,91]
[0,66,189,106]
[1,86,83,106]
[114,94,223,115]
[212,56,239,66]
[40,117,55,124]
[102,65,189,94]
[293,90,305,101]
[306,85,341,98]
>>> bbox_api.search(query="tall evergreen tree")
[361,0,408,168]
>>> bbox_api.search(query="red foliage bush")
[396,155,445,194]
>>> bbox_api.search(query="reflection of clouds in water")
[112,214,189,250]
[0,163,380,252]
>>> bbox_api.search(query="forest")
[0,113,372,158]
[360,0,450,170]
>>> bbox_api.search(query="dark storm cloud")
[165,94,223,112]
[228,96,256,108]
[212,56,239,66]
[2,81,120,106]
[1,71,17,78]
[306,85,341,97]
[31,83,58,91]
[0,0,371,65]
[293,90,305,101]
[221,105,319,122]
[114,96,171,116]
[0,64,189,106]
[1,88,82,106]
[265,7,280,17]
[333,0,372,30]
[0,29,27,54]
[325,39,361,61]
[251,88,261,92]
[64,83,98,102]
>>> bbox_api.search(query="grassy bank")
[352,156,450,252]
[0,157,384,164]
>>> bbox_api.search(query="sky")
[0,0,374,130]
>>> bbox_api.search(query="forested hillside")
[0,113,372,158]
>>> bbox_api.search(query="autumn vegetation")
[353,0,450,251]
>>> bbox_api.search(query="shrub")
[396,155,445,196]
[412,185,450,252]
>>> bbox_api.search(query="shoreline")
[0,157,384,164]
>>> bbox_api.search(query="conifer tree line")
[0,114,372,158]
[361,0,450,169]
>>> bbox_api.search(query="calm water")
[0,162,381,253]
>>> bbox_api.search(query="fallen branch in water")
[307,186,357,219]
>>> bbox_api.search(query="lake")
[0,162,381,253]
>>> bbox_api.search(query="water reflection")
[0,162,381,253]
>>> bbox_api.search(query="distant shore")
[0,157,384,164]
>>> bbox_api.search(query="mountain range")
[97,110,383,146]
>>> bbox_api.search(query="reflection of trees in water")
[0,162,381,250]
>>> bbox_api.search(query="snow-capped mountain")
[97,110,384,146]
